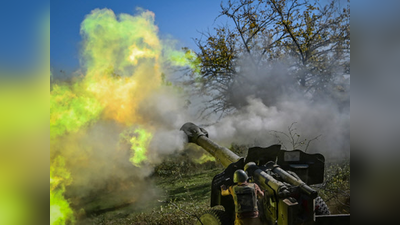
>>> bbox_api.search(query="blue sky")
[51,0,228,73]
[0,0,48,71]
[0,0,349,74]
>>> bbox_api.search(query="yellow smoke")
[50,156,75,225]
[194,152,216,164]
[79,9,163,126]
[129,128,154,167]
[50,8,198,224]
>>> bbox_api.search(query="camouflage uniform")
[222,182,264,225]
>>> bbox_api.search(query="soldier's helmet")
[233,169,248,183]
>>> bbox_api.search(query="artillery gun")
[180,122,349,225]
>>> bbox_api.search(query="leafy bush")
[314,160,350,214]
[153,148,222,178]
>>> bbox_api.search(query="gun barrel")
[267,163,318,198]
[180,122,240,168]
[245,162,290,198]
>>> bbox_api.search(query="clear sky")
[51,0,228,73]
[0,0,348,73]
[0,0,48,71]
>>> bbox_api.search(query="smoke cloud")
[206,96,349,160]
[50,8,196,224]
[201,56,350,161]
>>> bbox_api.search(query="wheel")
[315,196,330,215]
[196,209,232,225]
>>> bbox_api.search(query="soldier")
[221,169,264,225]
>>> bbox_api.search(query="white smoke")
[204,96,349,161]
[194,55,350,161]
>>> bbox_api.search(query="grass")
[76,167,222,225]
[74,158,350,224]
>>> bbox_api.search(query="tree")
[187,0,350,117]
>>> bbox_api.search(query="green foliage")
[76,168,220,224]
[188,0,350,117]
[153,149,222,177]
[230,143,250,157]
[314,160,350,214]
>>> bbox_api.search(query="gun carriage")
[180,122,349,225]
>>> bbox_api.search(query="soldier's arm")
[254,183,264,198]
